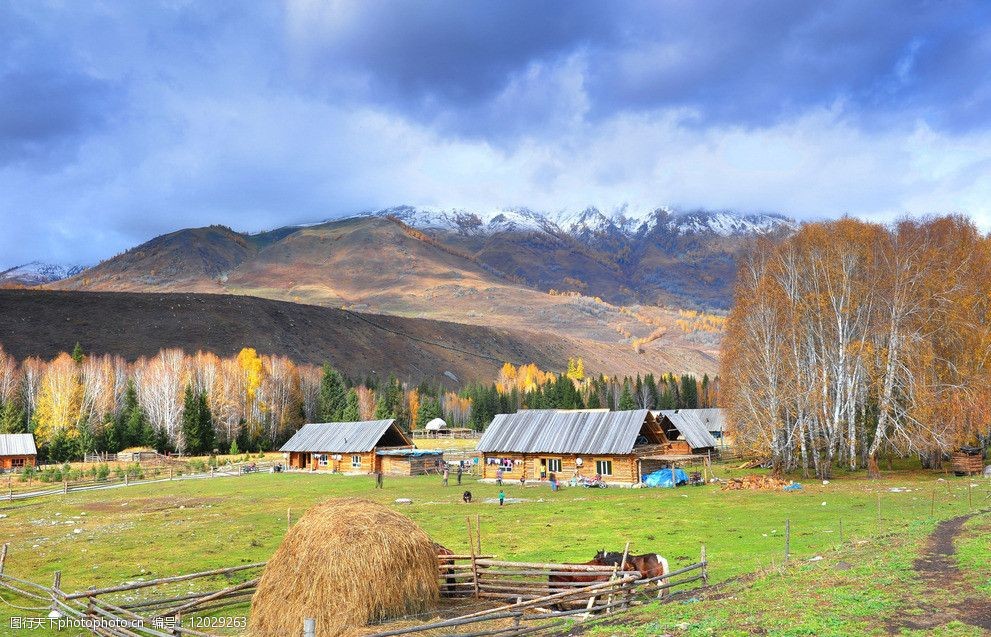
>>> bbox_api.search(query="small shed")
[280,420,413,474]
[0,433,37,471]
[376,449,444,476]
[652,410,720,455]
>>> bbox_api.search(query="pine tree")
[679,374,699,409]
[119,381,145,449]
[229,439,239,456]
[71,342,85,364]
[318,363,347,422]
[373,394,392,419]
[618,381,636,410]
[0,400,25,433]
[416,395,442,429]
[197,391,215,454]
[586,391,601,409]
[341,389,361,421]
[181,385,201,455]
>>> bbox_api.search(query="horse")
[547,555,636,610]
[433,542,459,597]
[594,550,670,598]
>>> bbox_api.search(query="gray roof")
[654,409,721,450]
[0,433,37,456]
[478,409,652,455]
[280,420,404,453]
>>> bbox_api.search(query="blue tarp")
[643,467,688,488]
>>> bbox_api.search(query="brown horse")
[547,555,635,609]
[594,550,670,598]
[433,542,459,597]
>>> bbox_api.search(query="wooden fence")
[0,542,708,637]
[1,461,281,503]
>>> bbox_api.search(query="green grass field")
[0,464,988,636]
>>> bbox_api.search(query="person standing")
[375,470,384,489]
[443,466,449,486]
[495,467,503,486]
[456,465,463,486]
[498,489,505,507]
[549,472,557,492]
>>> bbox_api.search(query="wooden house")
[477,409,670,485]
[0,433,37,471]
[280,420,414,474]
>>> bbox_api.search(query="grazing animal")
[433,542,458,597]
[594,550,670,598]
[548,555,635,609]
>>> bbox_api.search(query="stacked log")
[951,452,985,476]
[721,474,791,491]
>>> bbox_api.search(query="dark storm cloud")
[290,0,991,135]
[0,0,989,269]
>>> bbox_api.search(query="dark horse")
[594,550,670,598]
[433,542,460,597]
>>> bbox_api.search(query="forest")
[723,215,991,478]
[0,343,717,462]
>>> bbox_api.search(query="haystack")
[248,498,440,637]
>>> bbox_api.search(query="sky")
[1,0,990,268]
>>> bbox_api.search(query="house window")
[546,458,562,473]
[595,460,613,476]
[318,454,329,467]
[351,455,362,469]
[11,458,25,468]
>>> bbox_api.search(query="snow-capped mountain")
[0,261,88,286]
[357,205,794,240]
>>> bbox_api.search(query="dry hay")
[721,474,791,491]
[248,498,440,637]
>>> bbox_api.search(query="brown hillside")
[0,290,716,385]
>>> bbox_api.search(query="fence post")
[0,542,8,576]
[968,482,973,509]
[838,518,843,544]
[784,519,791,562]
[700,544,708,585]
[63,481,68,495]
[303,618,316,637]
[125,473,129,486]
[931,487,936,516]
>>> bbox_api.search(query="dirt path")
[888,510,991,634]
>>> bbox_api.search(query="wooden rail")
[0,544,709,637]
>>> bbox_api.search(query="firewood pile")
[721,474,791,491]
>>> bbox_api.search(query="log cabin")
[477,409,656,486]
[280,419,416,474]
[0,433,37,471]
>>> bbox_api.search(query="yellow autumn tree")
[566,357,585,383]
[34,353,82,445]
[407,388,420,428]
[237,348,266,437]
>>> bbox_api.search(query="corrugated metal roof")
[477,409,651,455]
[653,409,720,450]
[280,420,401,453]
[0,433,37,456]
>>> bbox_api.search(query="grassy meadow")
[0,463,988,636]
